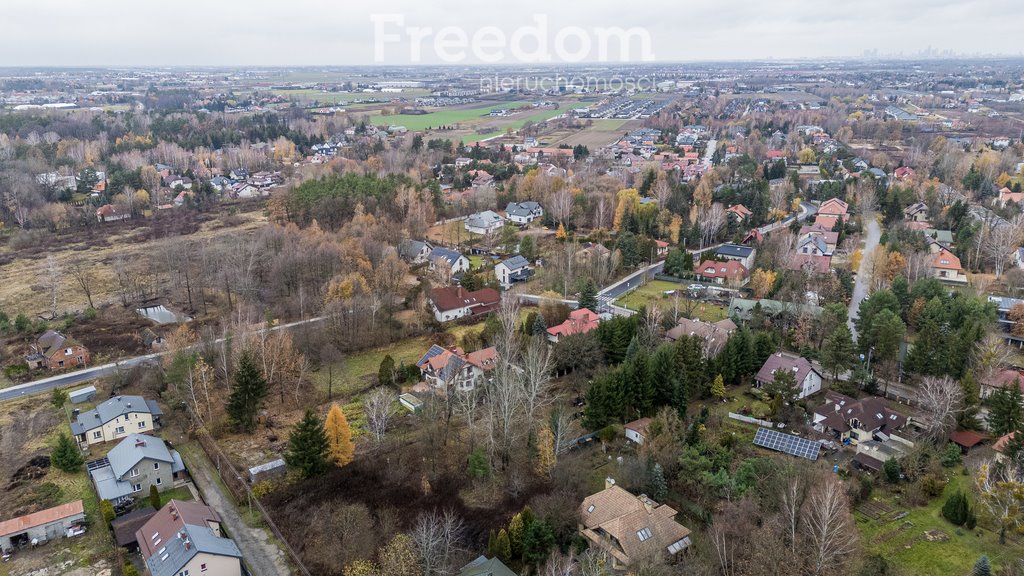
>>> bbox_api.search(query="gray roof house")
[429,247,471,277]
[715,244,756,269]
[88,434,185,503]
[138,500,242,576]
[464,210,506,234]
[495,255,533,287]
[71,395,163,445]
[399,239,433,264]
[460,555,518,576]
[505,201,544,224]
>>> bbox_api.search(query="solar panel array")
[753,427,820,461]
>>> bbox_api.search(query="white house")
[624,418,652,444]
[399,239,433,264]
[428,247,471,277]
[464,211,505,235]
[494,255,533,287]
[754,352,822,400]
[505,201,544,225]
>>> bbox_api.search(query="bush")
[14,314,30,332]
[920,474,947,499]
[883,458,901,483]
[5,363,28,379]
[101,500,116,524]
[122,564,140,576]
[251,480,277,499]
[942,490,975,526]
[940,443,962,468]
[52,433,84,472]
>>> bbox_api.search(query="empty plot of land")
[544,118,636,148]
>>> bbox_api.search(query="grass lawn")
[157,486,194,507]
[615,280,728,323]
[376,102,533,130]
[856,474,1024,575]
[310,336,431,400]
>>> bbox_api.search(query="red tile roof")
[931,248,962,271]
[547,308,601,338]
[429,287,500,313]
[696,260,748,281]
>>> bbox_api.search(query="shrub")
[52,433,84,472]
[883,458,901,483]
[940,443,962,467]
[942,490,975,526]
[101,500,116,524]
[251,480,277,500]
[920,474,946,499]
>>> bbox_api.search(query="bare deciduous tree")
[698,203,727,250]
[983,216,1024,278]
[41,255,61,318]
[522,334,553,424]
[410,509,465,576]
[66,260,95,310]
[918,375,965,443]
[802,478,856,576]
[363,386,394,441]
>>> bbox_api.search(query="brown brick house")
[25,330,90,370]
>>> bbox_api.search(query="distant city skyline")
[4,0,1023,66]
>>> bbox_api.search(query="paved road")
[183,444,291,576]
[0,316,326,403]
[848,213,882,340]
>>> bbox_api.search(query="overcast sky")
[4,0,1022,66]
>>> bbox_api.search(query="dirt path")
[182,444,292,576]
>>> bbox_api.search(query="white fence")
[728,412,774,428]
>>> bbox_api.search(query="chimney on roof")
[135,439,146,447]
[605,477,616,490]
[638,494,654,514]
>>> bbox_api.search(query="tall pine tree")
[821,324,856,380]
[987,387,1024,436]
[227,351,268,433]
[285,409,329,479]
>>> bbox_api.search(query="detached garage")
[0,500,86,553]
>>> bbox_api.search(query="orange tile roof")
[0,500,84,537]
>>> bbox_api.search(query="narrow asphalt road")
[0,316,327,403]
[848,213,882,340]
[183,444,292,576]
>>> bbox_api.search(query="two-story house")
[755,352,822,400]
[428,247,471,278]
[71,395,163,447]
[25,330,90,370]
[428,286,501,322]
[464,211,506,235]
[494,255,533,288]
[714,244,756,270]
[505,201,544,225]
[579,479,691,569]
[398,239,433,264]
[416,345,498,392]
[88,434,186,504]
[812,391,908,444]
[137,500,242,576]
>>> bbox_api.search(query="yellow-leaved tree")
[324,403,354,467]
[535,425,556,478]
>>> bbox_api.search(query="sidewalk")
[179,443,292,576]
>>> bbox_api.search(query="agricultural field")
[856,474,1024,575]
[374,101,534,130]
[614,280,728,323]
[542,118,636,149]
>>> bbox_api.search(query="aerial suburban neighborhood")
[2,4,1024,576]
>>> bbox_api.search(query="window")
[154,462,160,470]
[93,431,102,439]
[157,546,166,555]
[58,360,64,368]
[156,477,162,485]
[201,564,208,572]
[138,421,146,429]
[134,484,142,492]
[586,505,595,513]
[115,426,125,434]
[151,533,159,542]
[637,527,653,541]
[130,468,140,477]
[179,570,190,576]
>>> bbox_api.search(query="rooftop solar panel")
[752,427,820,461]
